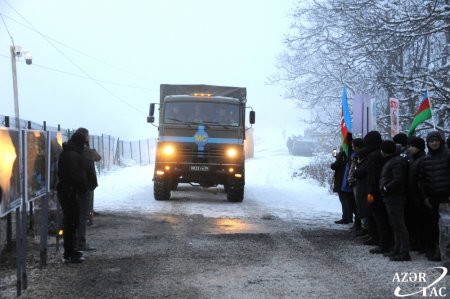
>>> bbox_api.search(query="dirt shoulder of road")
[1,212,448,299]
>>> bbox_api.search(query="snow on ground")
[94,126,342,227]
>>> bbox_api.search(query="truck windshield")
[164,102,239,126]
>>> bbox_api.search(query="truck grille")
[175,144,225,163]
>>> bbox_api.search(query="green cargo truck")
[147,84,255,202]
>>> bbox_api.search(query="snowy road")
[94,144,341,228]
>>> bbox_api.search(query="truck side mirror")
[147,103,155,123]
[149,103,155,116]
[249,111,255,124]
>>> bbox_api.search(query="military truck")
[147,84,255,202]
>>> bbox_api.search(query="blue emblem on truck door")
[194,125,208,151]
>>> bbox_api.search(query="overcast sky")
[0,0,302,140]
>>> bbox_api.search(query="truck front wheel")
[154,177,171,201]
[226,182,244,202]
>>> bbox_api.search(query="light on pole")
[10,45,32,129]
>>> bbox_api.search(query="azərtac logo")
[393,267,447,297]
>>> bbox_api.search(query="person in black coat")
[352,147,370,236]
[331,147,352,224]
[379,140,410,261]
[420,131,450,263]
[406,137,426,252]
[364,131,393,253]
[348,138,365,233]
[74,127,101,251]
[57,132,89,263]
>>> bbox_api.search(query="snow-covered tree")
[273,0,449,137]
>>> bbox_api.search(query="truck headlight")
[162,145,175,156]
[226,148,237,158]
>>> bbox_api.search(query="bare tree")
[273,0,450,136]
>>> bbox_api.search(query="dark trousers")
[347,192,358,224]
[422,200,441,252]
[338,192,353,222]
[58,192,80,259]
[373,205,393,249]
[385,203,410,253]
[77,192,91,248]
[405,200,419,246]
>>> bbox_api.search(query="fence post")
[130,141,133,160]
[139,140,142,165]
[122,140,124,160]
[27,121,33,233]
[108,136,110,169]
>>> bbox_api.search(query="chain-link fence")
[0,115,156,171]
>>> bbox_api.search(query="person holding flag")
[407,91,433,136]
[330,86,354,225]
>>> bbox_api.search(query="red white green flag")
[407,91,432,136]
[341,86,352,155]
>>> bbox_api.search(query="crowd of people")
[56,127,101,264]
[331,130,450,267]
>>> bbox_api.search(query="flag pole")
[427,89,437,130]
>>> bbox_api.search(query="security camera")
[24,52,32,65]
[14,45,22,57]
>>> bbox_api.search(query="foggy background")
[0,0,304,140]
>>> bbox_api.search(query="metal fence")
[0,115,156,170]
[0,115,156,296]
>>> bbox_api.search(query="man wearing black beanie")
[407,136,426,253]
[420,131,450,266]
[364,131,393,254]
[379,140,410,261]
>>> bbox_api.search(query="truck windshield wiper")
[167,118,183,123]
[203,121,230,129]
[167,118,195,127]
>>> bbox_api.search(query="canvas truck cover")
[160,84,247,103]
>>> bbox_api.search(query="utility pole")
[10,45,32,129]
[10,45,20,129]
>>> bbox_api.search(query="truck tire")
[154,178,171,201]
[227,184,244,202]
[170,180,179,191]
[223,182,229,193]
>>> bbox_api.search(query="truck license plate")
[190,165,209,171]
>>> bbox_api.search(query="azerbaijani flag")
[407,91,432,136]
[341,86,352,155]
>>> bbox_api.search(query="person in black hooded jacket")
[57,131,89,263]
[406,137,426,252]
[379,140,410,261]
[364,131,393,253]
[74,127,101,252]
[331,147,352,224]
[420,131,450,264]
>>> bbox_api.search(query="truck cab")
[148,84,255,202]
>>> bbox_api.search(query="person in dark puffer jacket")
[420,131,450,265]
[379,140,410,261]
[364,131,393,253]
[57,132,89,263]
[74,127,101,252]
[348,138,365,233]
[406,137,427,252]
[331,147,352,224]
